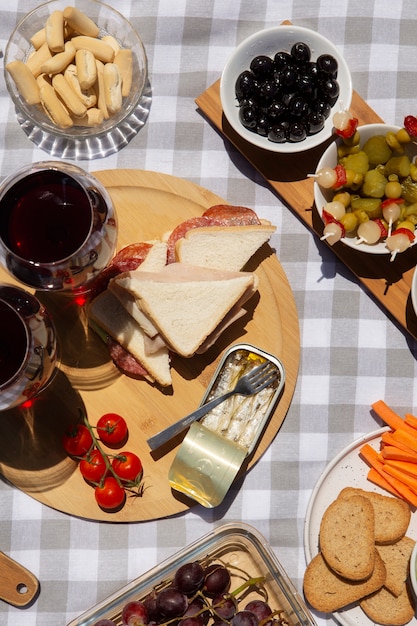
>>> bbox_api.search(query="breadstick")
[52,73,87,117]
[30,27,46,50]
[6,60,40,104]
[40,41,76,75]
[64,64,97,108]
[75,49,97,90]
[36,73,52,89]
[71,36,114,63]
[45,10,65,53]
[114,49,132,97]
[26,41,52,78]
[40,83,73,128]
[101,35,120,55]
[62,6,99,38]
[94,60,109,119]
[73,108,104,127]
[103,63,122,114]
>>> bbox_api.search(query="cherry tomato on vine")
[112,451,143,484]
[62,423,93,457]
[79,449,108,483]
[95,476,126,510]
[96,413,128,447]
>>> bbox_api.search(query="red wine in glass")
[0,284,58,410]
[0,162,117,291]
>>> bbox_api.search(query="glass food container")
[66,523,316,626]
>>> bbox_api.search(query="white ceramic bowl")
[4,0,147,140]
[314,123,417,254]
[409,541,417,599]
[220,24,352,154]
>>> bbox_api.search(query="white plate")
[303,427,417,626]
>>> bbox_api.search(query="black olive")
[249,55,275,80]
[273,51,292,71]
[235,71,257,101]
[317,54,338,77]
[291,41,311,64]
[239,103,258,129]
[306,111,325,134]
[288,122,307,142]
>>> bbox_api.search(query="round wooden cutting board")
[0,170,300,522]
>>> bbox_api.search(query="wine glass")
[0,283,58,411]
[0,161,118,389]
[0,160,117,292]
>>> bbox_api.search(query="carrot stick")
[390,428,417,454]
[381,445,417,463]
[405,413,417,430]
[371,400,416,434]
[381,431,417,454]
[367,467,402,498]
[383,458,417,477]
[372,400,406,429]
[383,464,417,492]
[360,443,417,506]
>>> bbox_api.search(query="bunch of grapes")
[93,559,290,626]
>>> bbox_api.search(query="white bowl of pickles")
[314,123,417,258]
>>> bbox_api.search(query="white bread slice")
[89,290,171,387]
[109,241,168,338]
[112,263,258,357]
[174,224,276,271]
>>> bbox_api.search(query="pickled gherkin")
[362,169,388,198]
[401,176,417,204]
[362,135,392,166]
[340,151,369,176]
[350,197,382,219]
[384,155,411,178]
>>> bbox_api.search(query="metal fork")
[147,361,279,451]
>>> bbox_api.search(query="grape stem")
[230,576,265,597]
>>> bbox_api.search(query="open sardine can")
[169,343,285,507]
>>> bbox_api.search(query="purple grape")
[184,596,210,624]
[212,594,237,620]
[245,600,273,623]
[121,600,148,626]
[174,561,205,595]
[203,564,231,597]
[231,610,260,626]
[156,587,188,618]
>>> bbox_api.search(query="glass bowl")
[4,0,148,156]
[220,24,352,154]
[66,523,316,626]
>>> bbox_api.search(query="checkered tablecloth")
[1,1,417,624]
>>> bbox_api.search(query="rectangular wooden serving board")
[196,81,417,342]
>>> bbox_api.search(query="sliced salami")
[107,337,150,379]
[202,204,261,225]
[90,242,153,296]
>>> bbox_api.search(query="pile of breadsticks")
[6,6,134,129]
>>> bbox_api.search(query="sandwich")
[165,204,276,268]
[110,262,259,358]
[88,204,274,387]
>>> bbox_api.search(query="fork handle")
[147,390,235,451]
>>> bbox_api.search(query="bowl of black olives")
[220,24,352,153]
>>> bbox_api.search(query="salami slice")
[107,337,151,379]
[90,242,153,297]
[202,204,261,225]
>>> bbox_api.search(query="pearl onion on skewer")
[320,222,344,246]
[382,202,401,237]
[356,221,382,246]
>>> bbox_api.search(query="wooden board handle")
[0,552,39,607]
